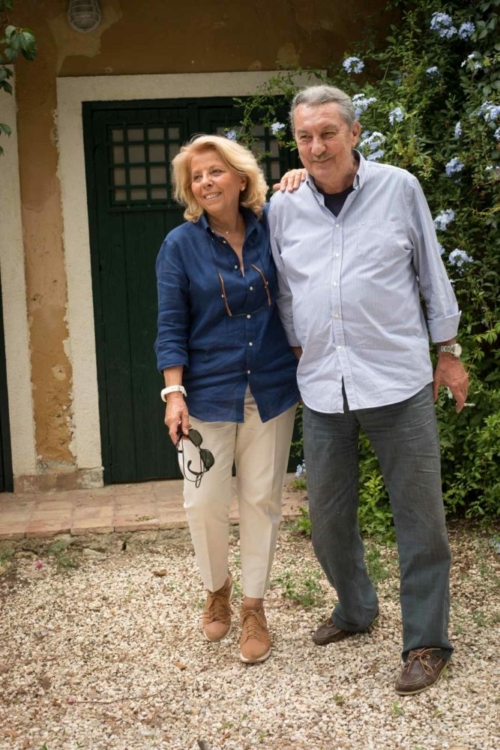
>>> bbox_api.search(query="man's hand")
[433,355,469,412]
[273,169,307,192]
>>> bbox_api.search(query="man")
[269,85,469,695]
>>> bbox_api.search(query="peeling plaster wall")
[15,1,75,477]
[9,0,387,488]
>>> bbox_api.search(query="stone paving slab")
[0,475,305,540]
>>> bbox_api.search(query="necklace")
[208,215,245,237]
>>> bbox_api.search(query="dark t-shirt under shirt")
[319,184,354,216]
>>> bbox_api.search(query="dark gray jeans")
[303,383,452,661]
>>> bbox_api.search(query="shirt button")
[246,314,251,319]
[247,370,251,374]
[337,345,342,350]
[335,223,340,228]
[223,240,227,244]
[334,313,340,319]
[335,253,340,258]
[333,282,338,287]
[234,265,239,270]
[248,342,253,346]
[249,286,254,291]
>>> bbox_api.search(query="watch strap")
[438,344,461,358]
[161,385,187,402]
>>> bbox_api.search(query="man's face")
[293,102,360,190]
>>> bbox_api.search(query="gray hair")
[289,85,356,132]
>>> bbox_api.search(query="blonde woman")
[155,135,300,663]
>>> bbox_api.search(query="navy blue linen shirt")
[155,206,299,423]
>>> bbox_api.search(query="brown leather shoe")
[395,648,448,695]
[312,609,379,646]
[239,607,271,663]
[202,573,233,642]
[312,617,352,645]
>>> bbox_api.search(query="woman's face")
[190,149,247,220]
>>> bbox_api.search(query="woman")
[155,134,300,664]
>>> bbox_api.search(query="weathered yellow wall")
[12,0,387,477]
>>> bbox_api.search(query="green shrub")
[238,0,500,527]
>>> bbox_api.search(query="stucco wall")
[4,0,388,490]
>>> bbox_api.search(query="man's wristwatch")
[438,343,462,358]
[161,385,187,402]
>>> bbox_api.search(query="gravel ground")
[0,520,499,750]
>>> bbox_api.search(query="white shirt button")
[249,286,254,291]
[248,342,253,346]
[333,282,338,287]
[337,345,342,350]
[246,314,251,319]
[335,253,340,258]
[247,370,251,374]
[334,313,340,319]
[335,223,340,228]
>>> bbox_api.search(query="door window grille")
[109,125,182,208]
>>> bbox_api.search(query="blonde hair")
[171,134,268,222]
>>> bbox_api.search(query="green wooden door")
[83,98,294,484]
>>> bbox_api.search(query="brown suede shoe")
[202,573,233,642]
[312,609,379,646]
[395,648,448,695]
[239,607,271,663]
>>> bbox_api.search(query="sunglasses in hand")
[176,428,215,487]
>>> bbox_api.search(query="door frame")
[57,72,309,484]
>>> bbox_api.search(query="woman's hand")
[273,168,307,193]
[165,393,191,444]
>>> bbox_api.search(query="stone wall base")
[14,467,104,494]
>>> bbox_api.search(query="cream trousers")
[181,390,297,598]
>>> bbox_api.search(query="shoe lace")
[404,648,440,675]
[240,609,266,642]
[204,589,231,625]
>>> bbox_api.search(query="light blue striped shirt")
[269,151,461,413]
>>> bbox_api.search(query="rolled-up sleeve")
[406,176,461,343]
[155,238,190,373]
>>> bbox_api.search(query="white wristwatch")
[438,343,462,358]
[161,385,187,402]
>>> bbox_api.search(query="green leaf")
[0,67,10,82]
[4,47,18,62]
[0,123,11,136]
[0,80,12,94]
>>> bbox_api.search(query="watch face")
[453,343,462,357]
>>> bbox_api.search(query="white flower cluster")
[359,131,386,162]
[434,209,455,231]
[343,56,364,74]
[352,93,377,119]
